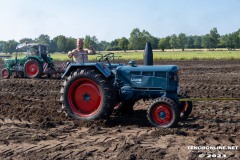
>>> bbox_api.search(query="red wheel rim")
[68,78,102,117]
[26,62,39,77]
[152,104,173,126]
[2,69,9,79]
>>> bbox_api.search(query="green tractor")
[1,43,64,79]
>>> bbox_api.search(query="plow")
[0,43,66,79]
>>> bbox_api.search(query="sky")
[0,0,239,42]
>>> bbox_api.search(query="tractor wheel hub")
[159,111,166,119]
[83,93,91,102]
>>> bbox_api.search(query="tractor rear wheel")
[24,59,43,78]
[178,92,193,119]
[147,97,180,128]
[114,100,135,115]
[60,69,115,120]
[1,68,10,79]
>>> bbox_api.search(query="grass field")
[50,50,240,61]
[1,50,240,61]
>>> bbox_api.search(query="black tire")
[114,100,135,115]
[1,68,10,79]
[178,92,193,119]
[60,68,115,120]
[24,58,43,78]
[147,97,180,128]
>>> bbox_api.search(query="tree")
[202,34,211,49]
[225,34,234,50]
[91,36,99,50]
[56,35,67,52]
[224,32,239,50]
[106,39,121,51]
[232,32,239,49]
[219,35,226,48]
[219,29,240,49]
[187,36,194,49]
[238,29,240,47]
[129,28,157,50]
[84,35,99,50]
[2,42,9,53]
[50,36,59,53]
[165,36,171,49]
[35,34,50,45]
[193,36,202,48]
[0,41,5,52]
[142,30,158,49]
[2,40,18,54]
[209,27,220,49]
[66,37,76,52]
[149,37,159,49]
[98,41,109,51]
[48,40,58,53]
[158,38,168,51]
[178,33,187,51]
[129,28,143,50]
[170,34,178,51]
[83,35,91,49]
[110,39,119,47]
[118,37,129,52]
[19,38,34,44]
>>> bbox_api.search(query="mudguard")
[61,62,112,78]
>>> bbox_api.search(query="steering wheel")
[98,52,114,70]
[98,52,114,62]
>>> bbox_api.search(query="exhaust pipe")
[143,42,153,65]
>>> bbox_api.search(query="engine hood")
[117,65,178,72]
[116,65,179,90]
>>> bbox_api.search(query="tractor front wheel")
[24,59,43,78]
[147,97,180,128]
[1,68,10,79]
[60,69,115,120]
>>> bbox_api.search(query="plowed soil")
[0,60,239,160]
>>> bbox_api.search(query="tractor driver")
[31,47,39,56]
[68,38,96,63]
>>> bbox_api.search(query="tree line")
[0,27,240,54]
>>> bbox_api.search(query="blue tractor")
[60,53,192,128]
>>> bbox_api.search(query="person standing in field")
[68,38,96,63]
